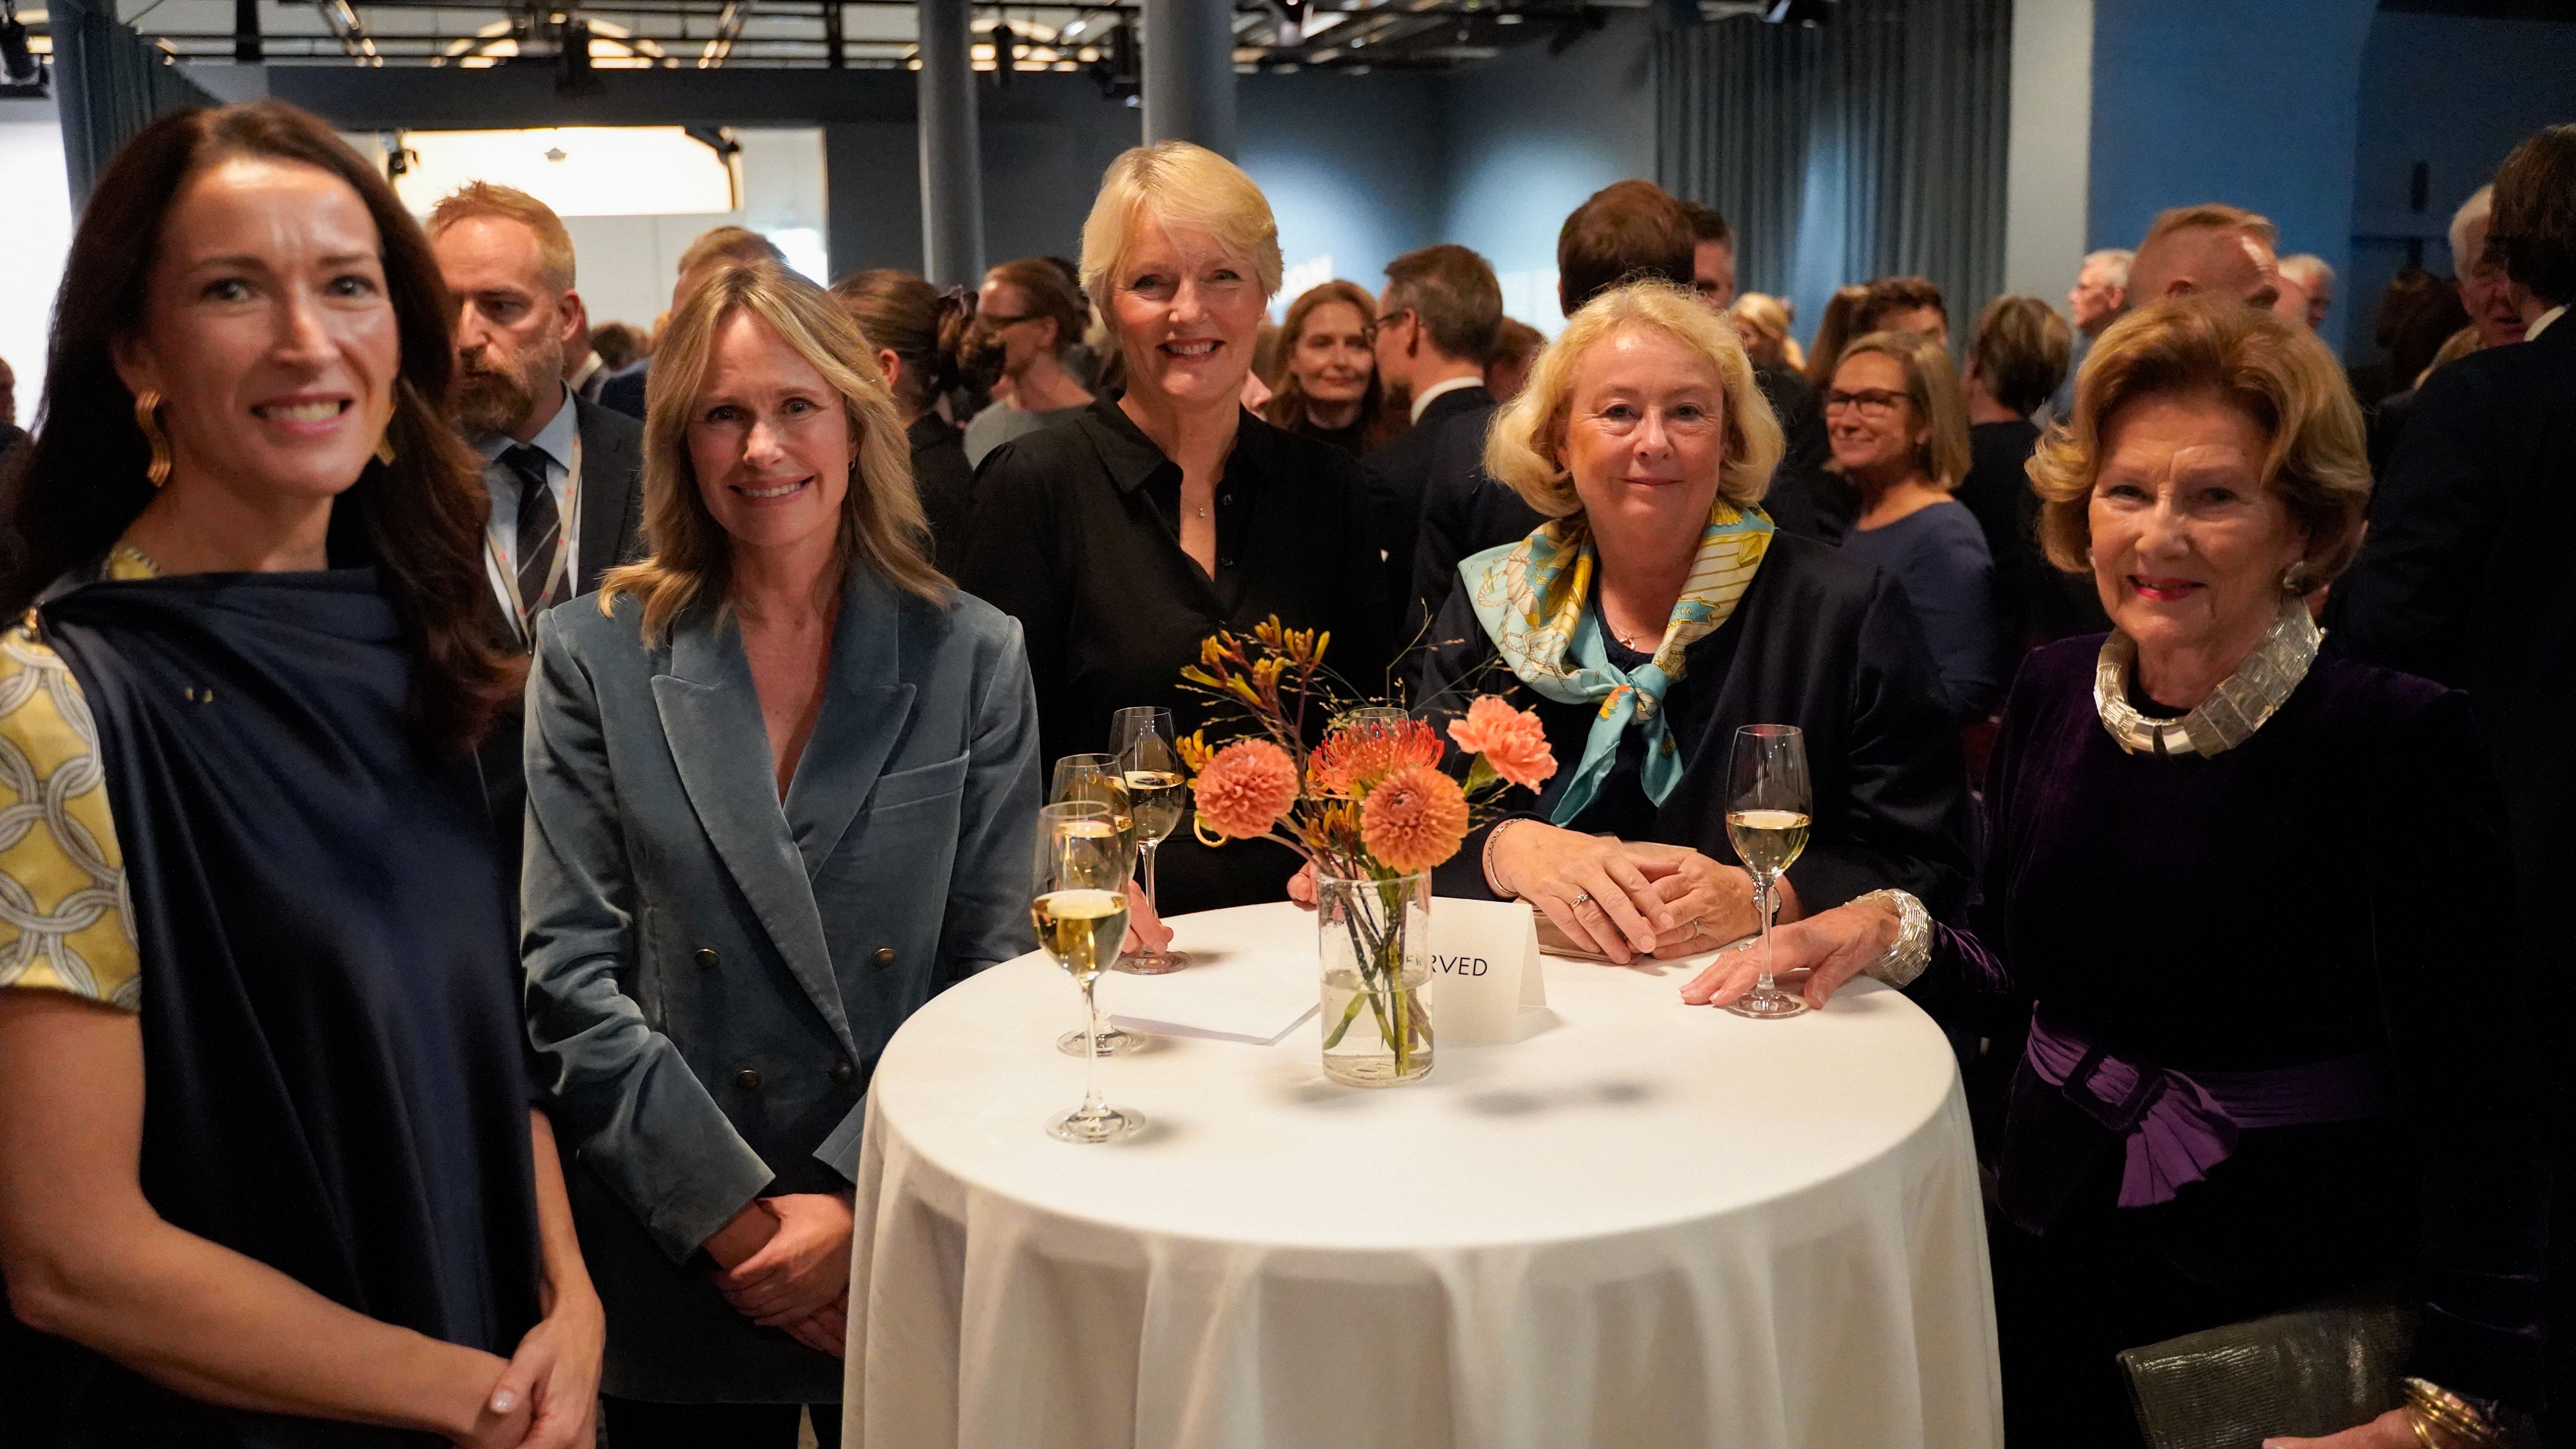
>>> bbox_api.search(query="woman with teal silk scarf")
[1411,282,1973,962]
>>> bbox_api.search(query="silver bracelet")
[1853,889,1932,987]
[1482,818,1527,898]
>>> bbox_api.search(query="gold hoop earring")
[134,390,171,488]
[375,433,397,467]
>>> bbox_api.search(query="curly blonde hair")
[2027,295,2370,591]
[1484,279,1784,518]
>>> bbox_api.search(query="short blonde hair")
[600,259,943,642]
[1078,141,1285,329]
[2027,295,2371,591]
[426,181,576,294]
[1827,330,1972,492]
[2142,203,2279,253]
[1485,279,1784,518]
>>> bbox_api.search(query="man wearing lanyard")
[428,183,646,878]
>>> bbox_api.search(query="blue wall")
[2087,0,2377,355]
[1439,12,1660,332]
[2343,10,2576,362]
[1239,71,1446,308]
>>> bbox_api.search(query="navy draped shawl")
[4,569,540,1447]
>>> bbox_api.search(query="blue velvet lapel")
[782,570,915,878]
[650,600,861,1059]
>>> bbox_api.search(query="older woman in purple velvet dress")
[1687,297,2545,1447]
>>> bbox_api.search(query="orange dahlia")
[1308,717,1446,797]
[1193,740,1301,840]
[1359,764,1471,874]
[1446,696,1558,791]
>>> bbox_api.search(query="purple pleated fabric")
[2023,1019,2388,1208]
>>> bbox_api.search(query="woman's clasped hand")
[1289,822,1767,964]
[705,1194,855,1358]
[1488,822,1769,962]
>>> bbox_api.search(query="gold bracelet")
[1482,818,1523,898]
[2406,1408,2444,1449]
[2403,1379,2502,1449]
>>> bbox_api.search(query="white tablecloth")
[844,902,1999,1449]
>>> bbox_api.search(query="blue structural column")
[916,0,984,286]
[1141,0,1237,158]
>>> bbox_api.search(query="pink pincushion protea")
[1192,739,1301,840]
[1308,717,1446,797]
[1358,764,1472,875]
[1446,696,1557,791]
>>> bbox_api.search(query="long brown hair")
[0,100,515,757]
[600,259,944,644]
[1262,279,1395,448]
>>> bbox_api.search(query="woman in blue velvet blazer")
[519,259,1039,1447]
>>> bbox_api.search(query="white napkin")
[1100,946,1321,1046]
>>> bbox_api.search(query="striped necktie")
[501,443,561,627]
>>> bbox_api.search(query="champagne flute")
[1723,724,1812,1020]
[1048,754,1139,1056]
[1110,706,1191,975]
[1035,801,1144,1143]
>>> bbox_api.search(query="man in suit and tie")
[427,182,647,866]
[1368,244,1502,637]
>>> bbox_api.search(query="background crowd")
[0,93,2568,1449]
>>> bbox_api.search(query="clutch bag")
[2119,1286,2413,1449]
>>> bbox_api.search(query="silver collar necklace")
[2093,594,2322,758]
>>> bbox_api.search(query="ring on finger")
[1571,890,1592,908]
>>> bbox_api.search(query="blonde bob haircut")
[1079,141,1286,328]
[1825,329,1973,493]
[2027,295,2371,592]
[599,259,943,643]
[1485,279,1784,518]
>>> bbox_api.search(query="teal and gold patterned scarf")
[1461,502,1773,825]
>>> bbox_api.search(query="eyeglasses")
[1822,388,1908,418]
[1373,308,1412,331]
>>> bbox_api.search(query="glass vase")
[1316,871,1434,1087]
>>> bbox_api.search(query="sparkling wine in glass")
[1048,754,1139,1056]
[1111,706,1191,975]
[1724,724,1812,1020]
[1035,801,1143,1143]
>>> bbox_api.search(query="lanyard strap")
[489,431,583,644]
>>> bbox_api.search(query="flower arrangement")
[1176,618,1557,1084]
[1176,618,1556,876]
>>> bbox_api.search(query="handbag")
[2119,1285,2414,1449]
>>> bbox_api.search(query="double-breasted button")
[871,946,896,969]
[694,947,720,970]
[733,1067,762,1091]
[830,1059,857,1087]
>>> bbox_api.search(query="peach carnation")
[1193,740,1301,840]
[1309,717,1445,797]
[1446,696,1558,791]
[1359,764,1471,874]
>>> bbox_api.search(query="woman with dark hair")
[0,101,601,1447]
[1261,279,1395,455]
[962,256,1095,467]
[1802,282,1872,390]
[831,269,980,574]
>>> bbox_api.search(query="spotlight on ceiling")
[1762,0,1832,25]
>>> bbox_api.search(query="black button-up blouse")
[960,395,1395,912]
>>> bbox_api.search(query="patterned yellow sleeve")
[0,612,140,1010]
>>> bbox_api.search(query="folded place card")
[1101,949,1321,1046]
[1425,897,1551,1046]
